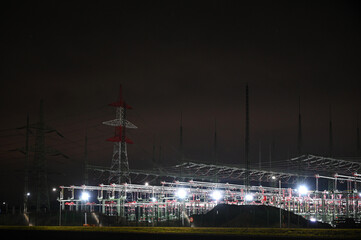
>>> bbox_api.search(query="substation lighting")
[271,176,276,180]
[52,188,57,192]
[245,194,254,201]
[145,182,149,186]
[80,191,90,201]
[310,217,317,222]
[26,192,30,196]
[298,185,308,196]
[211,190,222,201]
[151,197,157,202]
[176,188,187,199]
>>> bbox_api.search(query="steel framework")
[102,85,137,184]
[166,162,307,183]
[287,155,361,175]
[19,100,67,212]
[64,86,361,227]
[58,172,361,226]
[89,161,306,184]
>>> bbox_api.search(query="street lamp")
[175,188,187,226]
[80,191,90,225]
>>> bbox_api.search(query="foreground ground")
[1,226,361,240]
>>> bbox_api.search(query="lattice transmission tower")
[103,85,137,184]
[18,100,67,212]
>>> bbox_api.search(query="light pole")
[80,192,90,225]
[279,179,281,228]
[24,192,30,214]
[176,188,187,226]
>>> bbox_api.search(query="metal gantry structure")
[58,85,361,226]
[58,171,361,226]
[287,155,361,175]
[168,162,304,183]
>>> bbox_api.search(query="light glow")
[211,190,222,201]
[176,188,187,199]
[310,217,316,222]
[298,185,308,196]
[245,194,254,201]
[80,191,90,201]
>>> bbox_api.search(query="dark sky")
[1,1,361,204]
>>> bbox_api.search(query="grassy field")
[1,226,361,239]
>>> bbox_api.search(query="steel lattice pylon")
[103,85,137,184]
[20,100,68,212]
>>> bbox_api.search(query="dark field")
[1,226,361,240]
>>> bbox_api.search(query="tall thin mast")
[245,84,250,190]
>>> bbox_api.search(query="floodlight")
[271,176,276,180]
[52,188,57,192]
[176,188,187,199]
[80,191,90,201]
[245,194,254,201]
[298,185,308,196]
[151,197,157,202]
[310,217,316,222]
[211,190,222,201]
[145,182,149,186]
[26,192,30,196]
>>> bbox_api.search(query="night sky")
[1,1,361,204]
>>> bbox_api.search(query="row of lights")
[24,187,58,197]
[145,182,307,201]
[58,183,361,203]
[176,188,254,201]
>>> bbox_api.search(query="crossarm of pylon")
[102,119,137,128]
[44,146,69,158]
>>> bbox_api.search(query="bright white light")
[359,193,361,197]
[211,190,222,201]
[145,182,149,186]
[26,192,30,196]
[176,188,187,199]
[52,188,57,192]
[80,192,90,201]
[310,217,317,222]
[151,197,157,202]
[245,194,254,201]
[271,176,276,180]
[298,185,308,195]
